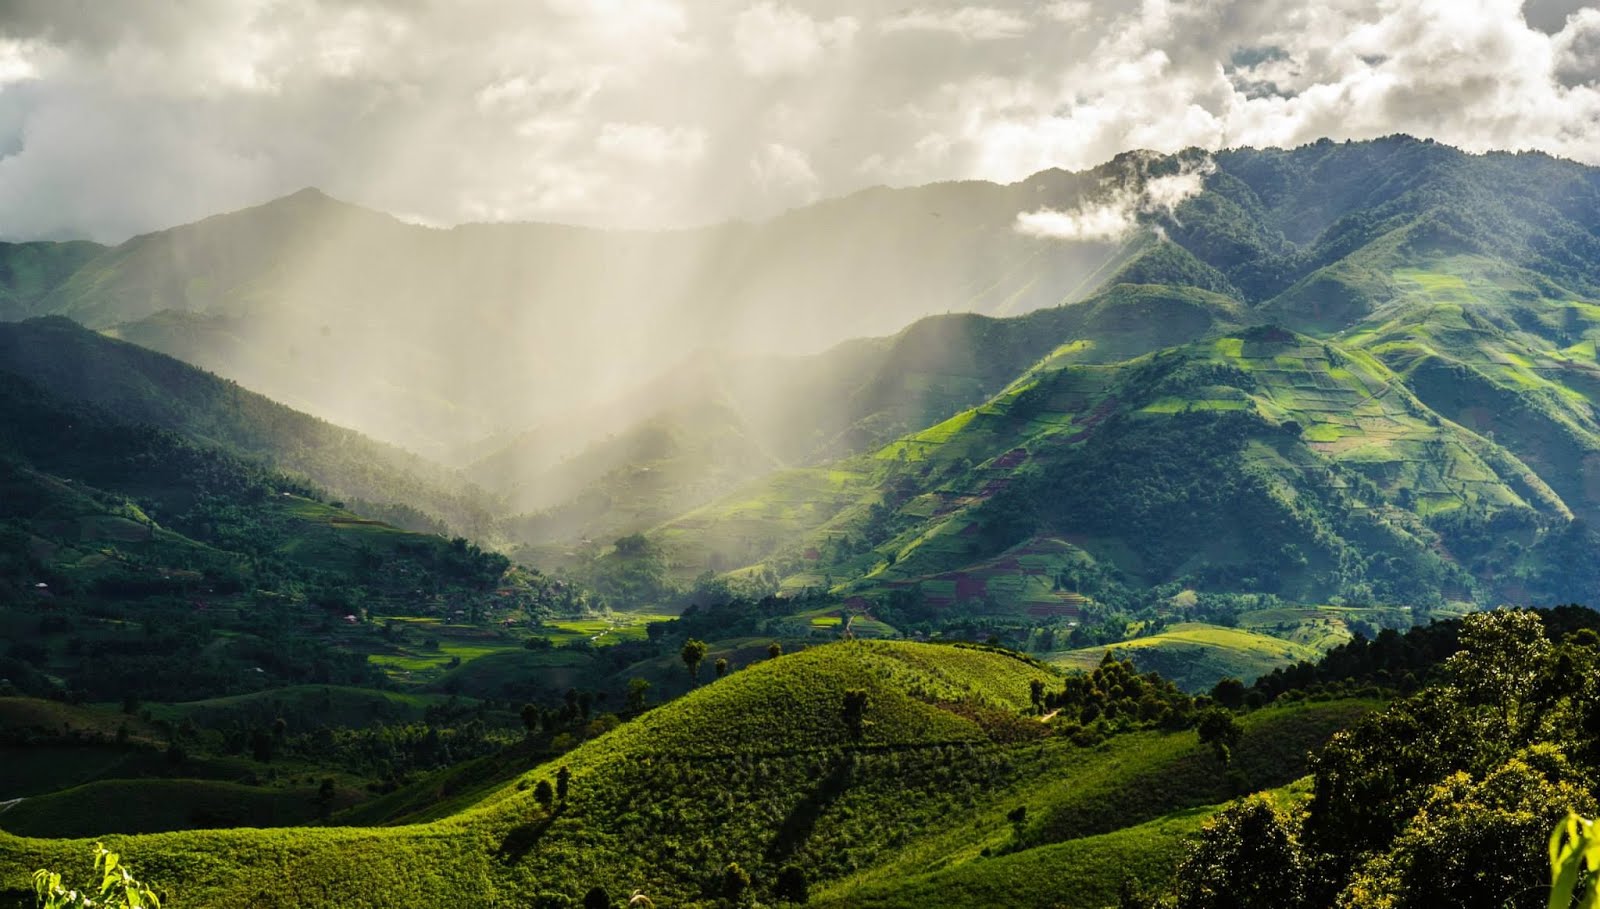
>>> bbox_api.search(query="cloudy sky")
[0,0,1596,241]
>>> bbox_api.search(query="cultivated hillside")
[639,139,1600,616]
[0,641,1368,908]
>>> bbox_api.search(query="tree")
[556,765,572,801]
[843,689,869,741]
[1197,707,1242,766]
[682,639,708,683]
[627,677,651,712]
[1173,794,1308,909]
[583,885,611,909]
[33,842,161,909]
[774,865,809,904]
[250,729,274,763]
[534,779,555,810]
[715,657,729,679]
[721,862,750,904]
[521,703,541,732]
[1029,679,1046,713]
[768,642,783,659]
[1345,754,1593,908]
[1211,677,1246,710]
[1445,608,1551,725]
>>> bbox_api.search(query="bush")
[33,843,162,909]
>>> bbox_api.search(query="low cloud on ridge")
[1014,155,1216,242]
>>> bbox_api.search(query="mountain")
[0,240,104,321]
[481,302,1155,557]
[630,138,1600,620]
[0,362,571,698]
[14,179,1130,458]
[0,316,495,536]
[11,136,1600,623]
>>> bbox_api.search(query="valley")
[5,135,1600,907]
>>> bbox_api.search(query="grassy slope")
[671,320,1560,613]
[648,279,1247,588]
[0,780,341,839]
[1049,623,1324,690]
[0,643,1369,909]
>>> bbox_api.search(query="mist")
[8,0,1600,554]
[73,167,1134,467]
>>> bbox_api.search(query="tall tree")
[681,639,708,684]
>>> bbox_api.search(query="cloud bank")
[0,0,1597,241]
[1015,155,1216,242]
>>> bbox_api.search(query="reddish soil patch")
[979,477,1013,497]
[992,448,1029,470]
[954,576,987,600]
[1062,395,1119,444]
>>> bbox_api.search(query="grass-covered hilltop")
[8,136,1600,907]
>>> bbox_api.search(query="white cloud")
[749,142,821,207]
[4,1,1600,241]
[0,39,42,87]
[880,7,1032,41]
[1015,155,1215,242]
[1015,202,1135,241]
[733,2,858,77]
[1043,2,1093,24]
[595,122,707,166]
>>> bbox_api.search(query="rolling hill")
[0,640,1371,908]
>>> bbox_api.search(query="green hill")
[0,641,1369,908]
[0,241,104,321]
[0,317,494,536]
[1050,623,1324,691]
[0,363,571,705]
[662,320,1589,621]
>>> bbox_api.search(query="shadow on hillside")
[497,811,558,863]
[766,758,853,863]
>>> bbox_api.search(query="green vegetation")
[9,136,1600,908]
[1141,608,1600,908]
[1052,623,1323,691]
[0,318,495,536]
[33,841,161,909]
[0,640,1368,908]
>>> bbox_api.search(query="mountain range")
[7,134,1600,621]
[8,134,1600,909]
